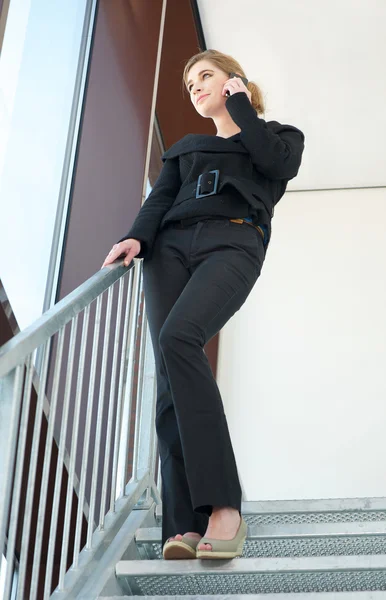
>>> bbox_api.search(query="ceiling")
[197,0,386,192]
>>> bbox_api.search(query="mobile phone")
[226,72,249,97]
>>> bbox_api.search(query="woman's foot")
[163,531,202,559]
[198,507,241,552]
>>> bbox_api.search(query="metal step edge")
[99,594,386,600]
[155,498,386,519]
[116,554,386,577]
[136,522,386,543]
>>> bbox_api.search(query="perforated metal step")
[100,594,386,600]
[136,522,386,559]
[155,498,386,527]
[116,555,386,595]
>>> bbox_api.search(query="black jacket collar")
[161,133,249,161]
[161,120,284,162]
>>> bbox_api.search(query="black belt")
[168,217,265,244]
[167,216,228,229]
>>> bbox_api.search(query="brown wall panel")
[58,0,163,297]
[157,0,215,147]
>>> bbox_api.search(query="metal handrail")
[0,258,160,599]
[0,261,128,378]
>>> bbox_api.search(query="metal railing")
[0,258,160,600]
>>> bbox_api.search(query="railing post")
[0,365,24,574]
[116,260,143,499]
[131,313,157,500]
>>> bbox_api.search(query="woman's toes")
[167,534,182,542]
[198,542,212,551]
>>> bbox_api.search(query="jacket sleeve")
[225,92,305,180]
[116,157,181,259]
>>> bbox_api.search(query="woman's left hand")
[222,76,252,103]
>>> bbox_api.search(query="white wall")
[218,188,386,500]
[199,0,386,500]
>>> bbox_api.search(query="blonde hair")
[182,48,265,116]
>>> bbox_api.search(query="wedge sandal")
[162,534,200,560]
[196,516,247,559]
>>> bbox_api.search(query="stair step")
[155,499,386,527]
[100,594,386,599]
[116,555,386,595]
[136,522,386,559]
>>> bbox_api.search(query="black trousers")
[142,218,266,546]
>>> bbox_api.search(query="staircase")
[96,498,386,599]
[3,261,386,599]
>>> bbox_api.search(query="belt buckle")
[195,169,220,199]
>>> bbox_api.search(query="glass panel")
[0,0,89,330]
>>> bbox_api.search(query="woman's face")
[186,60,228,116]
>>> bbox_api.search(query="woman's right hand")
[101,238,141,269]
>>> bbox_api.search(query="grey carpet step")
[135,522,386,559]
[155,499,386,527]
[100,594,386,599]
[116,555,386,595]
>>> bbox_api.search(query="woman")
[102,49,305,560]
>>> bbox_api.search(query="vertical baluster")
[29,327,65,600]
[3,353,35,600]
[110,270,133,510]
[116,261,142,497]
[16,339,51,598]
[156,455,162,494]
[100,279,124,529]
[43,316,78,598]
[58,305,90,589]
[131,309,158,507]
[87,285,113,547]
[147,373,158,504]
[131,311,148,484]
[0,364,23,596]
[73,295,102,566]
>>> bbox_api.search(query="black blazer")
[118,92,305,259]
